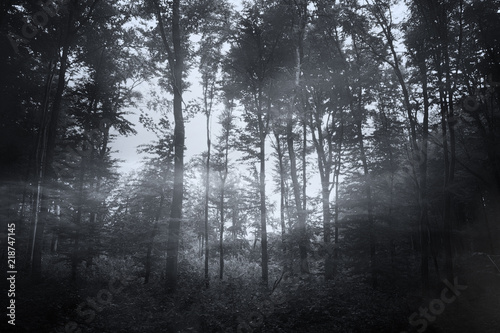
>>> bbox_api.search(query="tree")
[283,0,310,276]
[150,0,185,293]
[224,0,290,285]
[213,106,236,279]
[331,3,380,287]
[270,110,292,262]
[304,2,348,279]
[137,106,176,284]
[196,11,228,285]
[29,0,96,282]
[404,2,433,292]
[139,0,232,294]
[0,0,139,282]
[199,47,217,288]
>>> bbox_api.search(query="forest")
[1,0,499,332]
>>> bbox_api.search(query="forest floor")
[2,253,500,333]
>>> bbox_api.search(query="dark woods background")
[0,0,499,332]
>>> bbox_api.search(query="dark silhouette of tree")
[224,0,290,285]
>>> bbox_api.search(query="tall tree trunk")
[379,110,397,276]
[219,186,224,280]
[259,121,268,285]
[333,112,344,260]
[219,120,230,280]
[418,58,430,293]
[71,157,86,282]
[288,4,309,275]
[31,0,76,282]
[287,112,309,275]
[274,130,287,254]
[32,56,67,281]
[333,157,341,259]
[27,64,52,269]
[436,44,455,283]
[443,36,456,282]
[302,117,307,225]
[354,86,376,288]
[165,0,184,294]
[310,110,334,279]
[145,192,164,284]
[204,104,211,288]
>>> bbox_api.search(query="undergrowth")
[2,253,500,332]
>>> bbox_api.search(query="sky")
[109,77,209,174]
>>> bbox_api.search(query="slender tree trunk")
[27,157,41,271]
[418,58,430,293]
[145,192,164,284]
[71,157,86,282]
[333,112,343,260]
[287,112,309,275]
[163,0,184,294]
[259,125,268,285]
[199,233,204,258]
[333,159,341,259]
[288,6,309,275]
[320,174,330,244]
[310,112,333,279]
[301,116,309,275]
[322,179,334,279]
[354,86,376,288]
[274,131,287,253]
[219,120,230,280]
[31,1,75,282]
[219,187,224,280]
[380,110,397,275]
[444,39,456,282]
[372,7,431,287]
[302,117,307,222]
[204,107,211,288]
[436,53,455,283]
